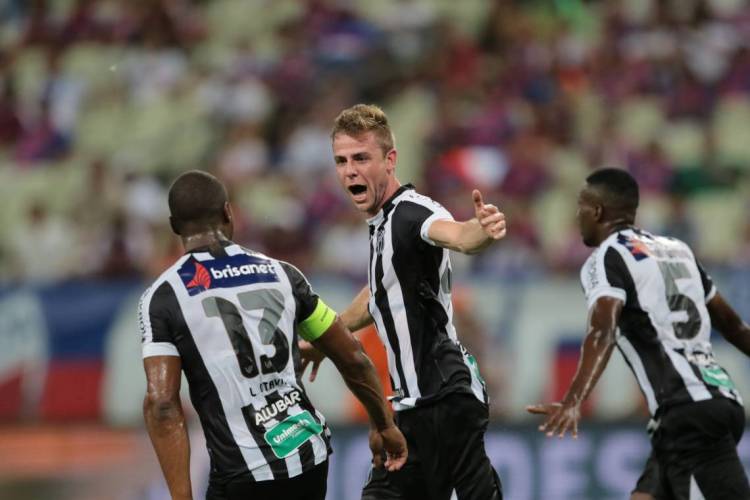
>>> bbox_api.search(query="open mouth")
[348,185,367,195]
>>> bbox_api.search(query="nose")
[342,160,358,178]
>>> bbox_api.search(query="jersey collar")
[366,184,415,226]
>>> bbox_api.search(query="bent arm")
[143,356,192,500]
[708,292,750,357]
[341,286,374,332]
[312,318,393,431]
[562,296,622,406]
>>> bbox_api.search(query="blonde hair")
[331,104,395,155]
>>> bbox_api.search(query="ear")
[385,148,397,174]
[593,203,604,222]
[169,216,181,236]
[223,202,233,224]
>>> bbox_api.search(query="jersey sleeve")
[139,282,180,358]
[279,262,337,342]
[695,259,717,302]
[580,246,629,309]
[396,198,455,247]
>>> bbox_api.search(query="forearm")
[144,398,192,500]
[457,219,494,254]
[562,329,616,405]
[337,352,393,431]
[710,295,750,357]
[721,323,750,357]
[341,286,374,332]
[431,219,492,254]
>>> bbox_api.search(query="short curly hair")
[331,104,395,155]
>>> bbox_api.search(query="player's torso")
[601,229,740,412]
[166,246,327,478]
[614,230,711,348]
[366,194,483,409]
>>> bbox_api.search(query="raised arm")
[526,296,623,438]
[708,292,750,357]
[312,317,407,471]
[143,356,192,500]
[427,190,506,254]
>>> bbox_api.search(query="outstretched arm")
[313,318,407,471]
[708,292,750,356]
[143,356,192,500]
[526,296,623,438]
[427,190,506,254]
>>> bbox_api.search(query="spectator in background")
[14,100,69,164]
[9,201,76,282]
[0,74,22,149]
[95,211,141,280]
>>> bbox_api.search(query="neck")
[370,178,402,216]
[181,228,230,252]
[596,218,634,246]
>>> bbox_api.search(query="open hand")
[526,401,581,439]
[369,425,408,472]
[299,340,326,382]
[473,189,506,240]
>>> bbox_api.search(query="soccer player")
[303,104,505,499]
[527,168,750,500]
[140,171,407,500]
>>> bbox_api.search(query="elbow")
[143,394,181,423]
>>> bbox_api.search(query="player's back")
[139,242,329,482]
[582,228,742,415]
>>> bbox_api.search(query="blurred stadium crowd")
[1,0,750,284]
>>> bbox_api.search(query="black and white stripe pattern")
[366,185,487,411]
[139,243,329,482]
[580,228,742,417]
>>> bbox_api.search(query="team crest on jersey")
[179,254,280,296]
[376,226,385,255]
[617,234,651,261]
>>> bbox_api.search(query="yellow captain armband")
[298,298,337,341]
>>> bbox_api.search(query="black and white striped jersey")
[366,184,487,411]
[139,242,330,483]
[581,227,742,417]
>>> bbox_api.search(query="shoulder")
[275,258,308,281]
[397,190,451,214]
[580,236,628,287]
[392,191,453,224]
[275,259,316,298]
[139,256,188,310]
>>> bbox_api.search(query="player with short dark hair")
[303,104,506,499]
[527,168,750,500]
[141,170,407,500]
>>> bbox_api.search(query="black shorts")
[361,393,502,500]
[205,461,327,500]
[634,398,750,500]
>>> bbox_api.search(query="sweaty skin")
[526,296,622,438]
